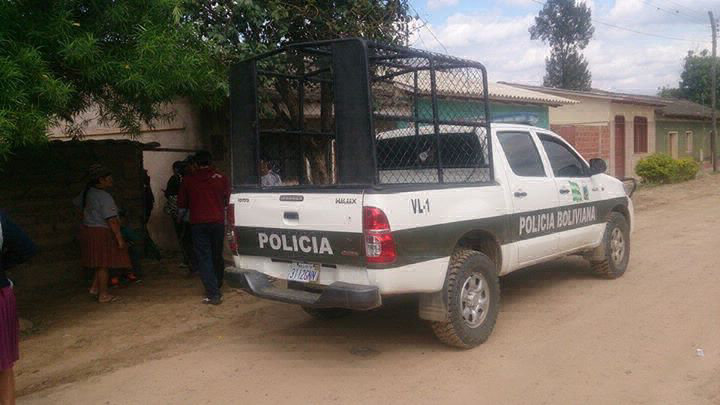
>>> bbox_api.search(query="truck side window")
[497,131,546,177]
[538,135,588,178]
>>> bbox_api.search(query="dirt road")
[17,174,720,404]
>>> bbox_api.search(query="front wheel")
[590,212,630,279]
[431,249,500,349]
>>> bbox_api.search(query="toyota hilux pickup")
[224,39,635,348]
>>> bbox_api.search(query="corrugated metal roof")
[487,82,577,106]
[500,82,667,107]
[656,98,717,120]
[393,72,576,106]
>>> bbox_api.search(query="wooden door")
[614,116,625,178]
[668,132,677,158]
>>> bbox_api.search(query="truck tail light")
[226,204,238,253]
[363,206,396,264]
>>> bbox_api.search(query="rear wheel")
[590,212,630,279]
[302,307,352,320]
[431,249,500,349]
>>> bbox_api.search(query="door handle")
[559,187,570,194]
[514,191,528,198]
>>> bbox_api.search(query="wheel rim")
[610,227,625,266]
[460,273,490,328]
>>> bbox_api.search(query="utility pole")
[710,11,717,172]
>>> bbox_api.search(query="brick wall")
[0,140,145,292]
[551,124,611,162]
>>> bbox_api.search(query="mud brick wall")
[0,140,145,292]
[551,124,611,162]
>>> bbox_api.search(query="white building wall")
[49,99,205,250]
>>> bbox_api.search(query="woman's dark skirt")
[79,225,131,269]
[0,287,19,371]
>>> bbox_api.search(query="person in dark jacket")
[0,210,36,405]
[142,170,162,261]
[178,151,230,305]
[165,160,193,271]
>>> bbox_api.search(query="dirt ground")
[14,173,720,404]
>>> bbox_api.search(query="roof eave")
[610,99,666,108]
[489,96,570,107]
[501,82,668,107]
[656,112,712,121]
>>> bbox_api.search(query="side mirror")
[588,158,607,175]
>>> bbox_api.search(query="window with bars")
[685,131,693,154]
[633,116,648,153]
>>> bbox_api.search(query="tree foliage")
[0,0,225,158]
[657,86,682,99]
[530,0,594,90]
[0,0,413,163]
[188,0,412,64]
[658,50,720,107]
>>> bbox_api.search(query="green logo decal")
[569,181,582,202]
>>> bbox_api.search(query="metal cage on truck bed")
[229,38,492,189]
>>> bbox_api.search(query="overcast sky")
[409,0,717,95]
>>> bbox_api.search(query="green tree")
[678,50,720,106]
[0,0,225,158]
[659,50,720,106]
[657,86,682,99]
[529,0,594,90]
[189,0,411,64]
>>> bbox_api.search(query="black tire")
[302,307,352,320]
[590,212,630,279]
[431,249,500,349]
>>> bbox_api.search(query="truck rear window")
[376,129,488,184]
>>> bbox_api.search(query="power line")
[410,20,430,49]
[639,0,706,24]
[530,0,710,45]
[408,3,449,53]
[654,0,708,19]
[594,20,710,44]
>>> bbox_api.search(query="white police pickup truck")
[224,39,634,348]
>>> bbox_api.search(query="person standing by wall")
[164,160,194,273]
[178,151,230,305]
[142,169,162,261]
[74,164,130,303]
[0,210,37,405]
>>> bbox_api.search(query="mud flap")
[418,290,449,322]
[588,223,609,261]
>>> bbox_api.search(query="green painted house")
[655,99,718,165]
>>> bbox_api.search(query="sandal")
[98,295,120,303]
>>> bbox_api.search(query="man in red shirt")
[178,151,230,305]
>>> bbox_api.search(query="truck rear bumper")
[225,267,382,311]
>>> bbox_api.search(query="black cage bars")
[229,38,493,188]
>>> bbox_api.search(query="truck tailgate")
[230,192,365,266]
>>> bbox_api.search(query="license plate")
[287,262,320,283]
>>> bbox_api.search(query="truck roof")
[377,123,547,139]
